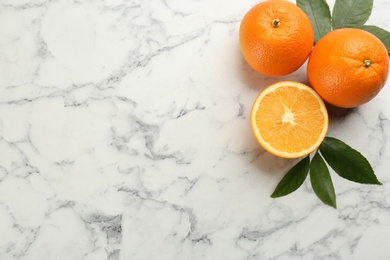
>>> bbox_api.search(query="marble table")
[1,0,390,259]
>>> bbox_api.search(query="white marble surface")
[1,0,390,259]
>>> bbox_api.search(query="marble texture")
[1,0,390,259]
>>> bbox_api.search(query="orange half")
[251,81,329,158]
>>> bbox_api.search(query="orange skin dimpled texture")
[240,0,314,76]
[307,28,389,108]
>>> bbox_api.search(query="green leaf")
[296,0,332,43]
[310,152,337,208]
[271,156,310,198]
[320,137,382,185]
[359,25,390,54]
[332,0,373,29]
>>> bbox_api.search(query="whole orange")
[239,0,314,77]
[307,28,389,108]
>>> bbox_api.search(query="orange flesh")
[251,82,328,158]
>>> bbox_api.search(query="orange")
[239,0,314,77]
[251,81,328,158]
[307,28,389,108]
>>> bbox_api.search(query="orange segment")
[250,81,329,158]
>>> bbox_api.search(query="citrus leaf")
[271,156,310,198]
[319,137,382,185]
[332,0,373,29]
[359,25,390,54]
[296,0,332,43]
[310,152,337,208]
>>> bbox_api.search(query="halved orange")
[250,81,329,158]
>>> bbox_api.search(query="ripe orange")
[251,81,329,158]
[239,0,314,77]
[307,28,389,108]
